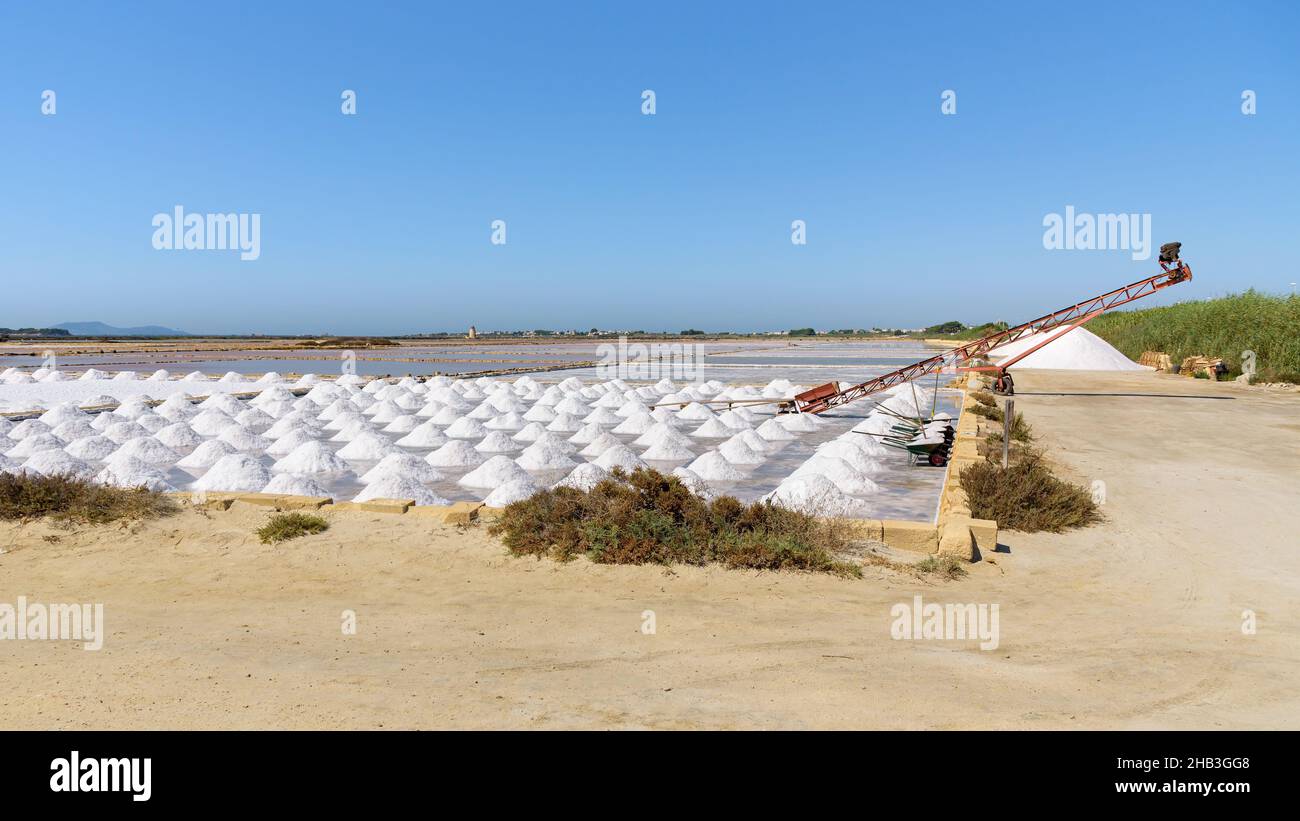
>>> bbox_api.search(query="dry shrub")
[488,467,860,576]
[959,451,1100,532]
[0,471,175,524]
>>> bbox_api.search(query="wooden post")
[1002,398,1014,469]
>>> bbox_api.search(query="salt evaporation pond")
[0,341,966,522]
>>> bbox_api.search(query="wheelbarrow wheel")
[928,451,948,467]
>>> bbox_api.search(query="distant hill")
[54,321,190,337]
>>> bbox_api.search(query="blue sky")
[1,1,1297,335]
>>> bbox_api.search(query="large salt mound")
[764,474,872,517]
[360,452,443,484]
[218,427,273,453]
[641,438,695,461]
[52,420,97,442]
[262,473,332,497]
[0,454,22,475]
[555,462,609,491]
[459,455,533,489]
[354,474,449,506]
[103,420,150,444]
[382,415,421,434]
[583,407,623,426]
[482,478,541,506]
[396,420,449,448]
[109,437,180,467]
[190,409,238,436]
[23,449,96,480]
[6,433,65,458]
[274,441,352,475]
[578,432,622,457]
[990,327,1146,371]
[474,431,519,453]
[689,417,736,438]
[792,456,881,495]
[594,444,648,472]
[716,410,752,431]
[96,457,175,492]
[444,417,488,440]
[425,440,485,468]
[685,451,746,481]
[777,413,820,433]
[7,419,50,440]
[193,454,272,492]
[718,436,766,465]
[567,422,604,445]
[336,432,400,461]
[65,435,119,461]
[178,440,239,469]
[675,402,716,421]
[515,439,578,471]
[815,440,886,473]
[267,428,319,457]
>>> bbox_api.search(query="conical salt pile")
[360,452,443,484]
[193,454,271,492]
[336,432,400,461]
[685,451,745,481]
[425,440,485,468]
[594,444,648,472]
[96,457,175,492]
[273,441,352,476]
[555,462,608,491]
[64,435,119,461]
[395,420,449,448]
[178,440,239,470]
[23,450,96,480]
[482,477,540,506]
[262,473,332,497]
[108,437,180,467]
[515,439,578,471]
[791,456,880,495]
[458,455,533,489]
[354,474,449,506]
[764,474,871,517]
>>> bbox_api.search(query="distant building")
[467,325,477,339]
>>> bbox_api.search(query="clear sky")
[1,1,1297,335]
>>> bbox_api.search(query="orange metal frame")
[789,257,1192,414]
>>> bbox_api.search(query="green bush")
[257,512,330,544]
[1087,290,1300,382]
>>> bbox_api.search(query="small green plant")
[915,555,968,579]
[257,512,330,544]
[0,472,174,523]
[488,468,861,576]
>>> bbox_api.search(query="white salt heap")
[594,444,648,472]
[459,455,533,489]
[515,439,578,471]
[482,478,541,506]
[555,462,608,491]
[178,440,239,470]
[579,433,622,457]
[360,453,443,484]
[65,435,119,461]
[354,474,449,506]
[109,437,179,467]
[685,451,746,481]
[193,454,272,493]
[274,441,352,476]
[791,456,880,496]
[262,474,332,497]
[989,327,1146,371]
[96,457,174,492]
[764,474,871,517]
[336,432,399,461]
[474,431,518,453]
[425,440,485,468]
[395,421,448,448]
[23,450,96,480]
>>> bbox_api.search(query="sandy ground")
[1,370,1296,729]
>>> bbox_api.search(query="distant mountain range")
[54,321,191,337]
